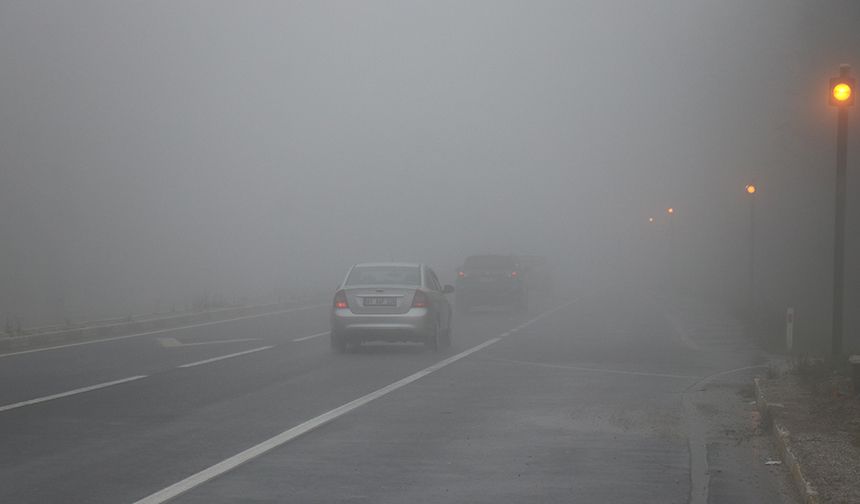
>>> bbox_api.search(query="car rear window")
[346,266,421,286]
[464,255,516,270]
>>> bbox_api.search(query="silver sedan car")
[330,263,454,352]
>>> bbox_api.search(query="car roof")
[352,262,422,268]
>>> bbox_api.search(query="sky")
[1,0,859,351]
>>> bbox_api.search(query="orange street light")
[829,67,855,107]
[666,207,675,216]
[745,184,757,195]
[832,83,852,103]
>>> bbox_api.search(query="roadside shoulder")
[755,369,860,504]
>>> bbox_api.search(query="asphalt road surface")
[0,289,798,503]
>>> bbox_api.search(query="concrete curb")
[0,299,327,354]
[754,377,820,504]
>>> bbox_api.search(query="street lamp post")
[745,184,757,313]
[666,207,676,287]
[645,216,657,287]
[829,64,854,357]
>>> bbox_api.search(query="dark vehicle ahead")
[330,263,454,353]
[455,255,526,313]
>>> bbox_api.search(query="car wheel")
[441,326,452,348]
[330,330,347,353]
[424,320,440,352]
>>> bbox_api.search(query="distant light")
[458,271,465,278]
[510,271,518,278]
[648,217,655,223]
[833,82,852,103]
[745,184,757,195]
[666,207,675,215]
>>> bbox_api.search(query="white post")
[786,308,795,352]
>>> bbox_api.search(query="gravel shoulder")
[760,367,860,504]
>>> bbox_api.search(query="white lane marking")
[133,336,500,504]
[292,331,330,342]
[680,365,770,504]
[131,302,576,504]
[680,361,775,503]
[484,357,701,380]
[0,304,327,358]
[0,375,148,413]
[157,337,260,348]
[177,346,274,368]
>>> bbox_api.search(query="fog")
[1,1,858,352]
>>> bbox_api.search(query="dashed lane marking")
[177,346,274,368]
[157,337,260,348]
[292,331,330,342]
[0,345,281,412]
[0,375,148,413]
[0,304,327,358]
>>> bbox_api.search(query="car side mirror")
[443,285,455,294]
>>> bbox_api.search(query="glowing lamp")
[829,75,855,106]
[833,83,852,103]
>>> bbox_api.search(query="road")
[0,289,797,503]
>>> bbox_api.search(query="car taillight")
[458,271,465,278]
[333,290,349,309]
[510,271,518,278]
[412,290,428,308]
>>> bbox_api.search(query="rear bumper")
[331,308,433,343]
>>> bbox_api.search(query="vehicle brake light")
[334,290,349,309]
[510,271,518,278]
[458,271,465,278]
[412,290,428,308]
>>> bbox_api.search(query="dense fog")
[1,1,858,352]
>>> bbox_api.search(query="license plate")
[363,297,397,307]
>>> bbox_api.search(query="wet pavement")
[0,289,798,503]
